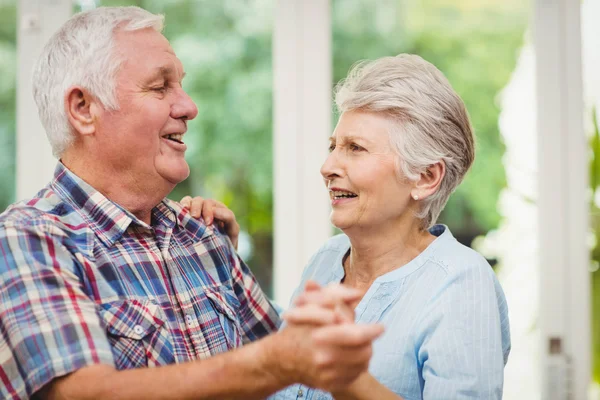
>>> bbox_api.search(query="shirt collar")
[50,162,178,247]
[329,224,453,284]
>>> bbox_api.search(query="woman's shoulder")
[321,233,351,252]
[428,227,496,282]
[311,233,350,263]
[298,234,350,283]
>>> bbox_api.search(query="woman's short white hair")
[335,54,475,229]
[32,6,164,157]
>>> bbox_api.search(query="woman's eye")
[350,143,363,151]
[328,144,336,152]
[152,86,167,92]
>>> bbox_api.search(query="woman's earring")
[413,194,419,201]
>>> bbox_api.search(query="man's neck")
[61,154,172,225]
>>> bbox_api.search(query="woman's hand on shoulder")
[179,196,240,249]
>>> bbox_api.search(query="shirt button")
[186,314,194,325]
[297,388,303,397]
[133,325,144,335]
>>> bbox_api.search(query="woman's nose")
[320,151,343,180]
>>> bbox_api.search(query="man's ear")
[64,86,98,136]
[410,161,445,201]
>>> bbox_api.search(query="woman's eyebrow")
[334,135,373,145]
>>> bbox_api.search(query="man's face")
[93,28,198,192]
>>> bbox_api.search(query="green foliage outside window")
[0,2,16,213]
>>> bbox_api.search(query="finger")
[282,305,338,326]
[212,200,228,209]
[304,280,321,292]
[180,196,192,209]
[333,302,354,324]
[315,345,373,370]
[201,200,216,224]
[294,285,362,308]
[212,208,240,235]
[189,197,205,219]
[212,208,240,248]
[312,323,384,346]
[295,286,359,307]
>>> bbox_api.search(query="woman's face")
[320,110,415,232]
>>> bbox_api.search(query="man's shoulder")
[0,186,88,240]
[163,198,231,247]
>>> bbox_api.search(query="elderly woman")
[185,54,510,400]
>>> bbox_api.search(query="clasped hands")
[180,196,384,394]
[277,281,384,395]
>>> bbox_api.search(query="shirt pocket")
[203,285,243,350]
[99,299,174,369]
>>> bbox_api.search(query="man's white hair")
[32,6,164,157]
[335,54,475,229]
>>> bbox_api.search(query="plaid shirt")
[0,163,281,399]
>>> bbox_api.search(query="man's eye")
[152,86,167,92]
[350,144,363,151]
[328,144,336,152]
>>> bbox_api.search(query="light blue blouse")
[269,225,510,400]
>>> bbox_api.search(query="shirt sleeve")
[223,237,282,343]
[0,221,115,400]
[416,261,507,400]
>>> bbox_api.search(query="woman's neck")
[342,218,435,290]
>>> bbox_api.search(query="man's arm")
[39,333,281,400]
[39,307,384,400]
[0,219,382,400]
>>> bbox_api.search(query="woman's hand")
[179,196,240,250]
[284,281,402,400]
[283,281,357,326]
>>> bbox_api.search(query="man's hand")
[286,280,361,325]
[283,282,401,400]
[180,196,240,249]
[266,283,383,393]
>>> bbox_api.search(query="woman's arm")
[332,373,403,400]
[415,263,508,399]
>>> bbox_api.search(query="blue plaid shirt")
[0,163,280,399]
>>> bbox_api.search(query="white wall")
[272,0,333,307]
[16,0,71,200]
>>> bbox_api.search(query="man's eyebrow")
[147,66,186,82]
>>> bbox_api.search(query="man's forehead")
[113,30,185,79]
[114,27,173,54]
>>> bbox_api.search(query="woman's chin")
[330,214,354,232]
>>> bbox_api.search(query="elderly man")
[0,6,382,400]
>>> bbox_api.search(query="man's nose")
[172,87,198,121]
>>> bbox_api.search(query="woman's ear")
[410,161,445,201]
[64,86,98,137]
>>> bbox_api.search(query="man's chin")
[157,162,190,185]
